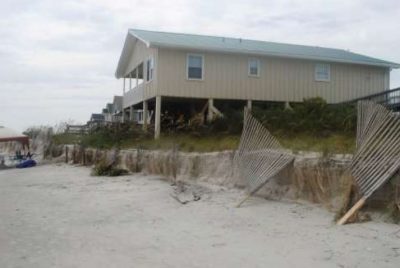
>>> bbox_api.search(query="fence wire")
[234,108,294,195]
[351,100,400,198]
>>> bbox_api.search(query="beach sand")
[0,164,399,267]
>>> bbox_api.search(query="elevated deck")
[123,84,145,108]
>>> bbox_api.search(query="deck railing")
[123,84,144,108]
[342,87,400,111]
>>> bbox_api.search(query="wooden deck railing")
[342,87,400,110]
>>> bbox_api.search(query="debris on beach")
[170,181,209,204]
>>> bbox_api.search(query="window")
[146,57,154,82]
[138,111,143,123]
[315,63,330,81]
[248,58,260,77]
[187,54,204,80]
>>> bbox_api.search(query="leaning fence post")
[72,145,76,163]
[82,147,86,166]
[65,146,69,163]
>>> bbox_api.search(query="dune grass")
[124,133,355,154]
[279,133,355,155]
[53,131,355,154]
[120,134,240,152]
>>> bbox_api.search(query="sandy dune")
[0,165,399,267]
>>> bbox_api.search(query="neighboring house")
[101,96,124,123]
[0,126,29,148]
[88,113,105,128]
[112,96,123,122]
[90,113,105,122]
[115,29,400,138]
[102,103,114,122]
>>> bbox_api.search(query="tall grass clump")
[252,97,356,137]
[81,124,151,149]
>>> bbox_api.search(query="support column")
[143,100,148,131]
[122,108,127,123]
[123,78,126,94]
[136,68,139,87]
[154,96,161,139]
[122,78,126,123]
[129,106,134,122]
[247,100,252,111]
[207,98,214,123]
[284,101,292,110]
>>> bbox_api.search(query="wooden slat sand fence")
[234,108,294,207]
[337,100,400,224]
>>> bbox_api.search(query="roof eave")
[115,32,150,79]
[128,29,151,47]
[149,42,400,69]
[115,33,131,78]
[115,31,153,78]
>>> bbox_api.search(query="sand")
[0,165,399,268]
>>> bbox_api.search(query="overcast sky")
[1,0,400,131]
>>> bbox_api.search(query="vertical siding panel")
[326,64,332,102]
[285,60,291,102]
[304,62,309,101]
[338,65,343,103]
[272,59,278,101]
[209,53,215,98]
[267,58,272,100]
[340,65,346,102]
[234,56,240,99]
[262,57,267,100]
[298,61,304,102]
[278,59,284,101]
[264,58,268,100]
[329,64,335,103]
[341,64,346,102]
[355,66,361,99]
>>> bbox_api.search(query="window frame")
[186,53,204,81]
[138,111,143,123]
[248,58,260,77]
[146,56,154,83]
[315,63,331,82]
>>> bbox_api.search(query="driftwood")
[170,181,202,205]
[234,108,294,207]
[337,101,400,225]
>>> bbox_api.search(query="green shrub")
[81,124,152,149]
[252,97,356,137]
[91,161,129,177]
[207,107,243,135]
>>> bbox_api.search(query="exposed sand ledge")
[57,146,397,215]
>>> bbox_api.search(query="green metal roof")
[129,29,399,68]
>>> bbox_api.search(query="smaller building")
[88,113,105,128]
[0,126,29,148]
[101,96,124,124]
[102,103,114,123]
[112,96,123,122]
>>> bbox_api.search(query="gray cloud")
[0,0,399,131]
